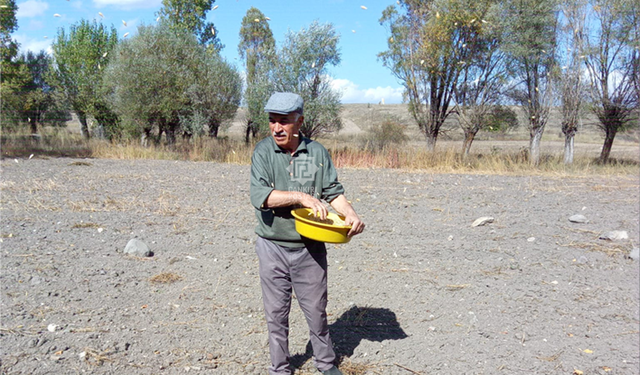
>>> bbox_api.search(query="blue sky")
[12,0,405,104]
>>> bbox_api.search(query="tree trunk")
[165,125,177,145]
[29,117,38,134]
[245,120,253,144]
[209,120,219,138]
[77,111,90,139]
[599,127,617,164]
[425,132,437,152]
[563,133,574,165]
[529,129,543,166]
[462,129,478,157]
[141,126,152,147]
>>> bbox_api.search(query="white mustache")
[273,131,299,138]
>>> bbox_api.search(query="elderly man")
[250,92,365,375]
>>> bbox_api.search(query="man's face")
[269,112,303,152]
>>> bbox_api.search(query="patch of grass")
[149,272,183,284]
[1,128,92,158]
[3,126,637,176]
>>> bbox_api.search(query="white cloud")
[330,78,404,104]
[16,0,49,18]
[14,33,53,54]
[93,0,162,9]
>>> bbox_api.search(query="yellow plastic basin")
[291,208,352,244]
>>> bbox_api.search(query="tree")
[273,21,343,139]
[1,0,22,129]
[104,22,241,144]
[182,55,243,138]
[48,20,118,138]
[452,0,511,156]
[238,7,275,143]
[500,0,559,165]
[557,0,587,164]
[156,0,222,53]
[0,0,17,63]
[380,0,479,151]
[20,51,71,133]
[578,0,638,163]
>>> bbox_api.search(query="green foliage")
[1,49,70,132]
[0,0,18,62]
[485,105,519,133]
[104,22,241,143]
[499,0,558,130]
[156,0,222,53]
[1,0,22,128]
[239,7,275,142]
[48,19,119,138]
[183,54,243,138]
[272,21,342,139]
[362,117,409,150]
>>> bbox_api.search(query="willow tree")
[500,0,558,165]
[238,7,275,142]
[104,22,241,144]
[273,21,343,139]
[558,0,587,164]
[379,0,477,151]
[48,20,118,138]
[578,0,638,163]
[451,0,511,156]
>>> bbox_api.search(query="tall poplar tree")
[156,0,222,53]
[238,7,275,143]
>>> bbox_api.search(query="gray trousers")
[255,237,336,374]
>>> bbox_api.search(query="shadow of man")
[290,305,408,371]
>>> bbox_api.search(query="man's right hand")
[265,191,328,220]
[299,194,328,220]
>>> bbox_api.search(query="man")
[250,92,365,375]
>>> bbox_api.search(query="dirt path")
[1,158,638,374]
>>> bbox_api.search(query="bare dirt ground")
[1,157,639,375]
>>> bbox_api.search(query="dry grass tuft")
[68,161,93,166]
[338,357,380,375]
[149,272,183,284]
[82,347,114,366]
[72,222,100,229]
[559,241,629,257]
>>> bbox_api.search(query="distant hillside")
[226,103,638,143]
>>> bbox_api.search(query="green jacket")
[250,135,345,247]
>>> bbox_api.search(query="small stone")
[628,247,639,261]
[599,230,628,241]
[123,239,153,257]
[527,237,535,242]
[47,324,57,332]
[569,214,588,223]
[447,235,453,241]
[79,351,87,360]
[472,217,494,227]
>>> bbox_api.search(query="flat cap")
[264,92,304,115]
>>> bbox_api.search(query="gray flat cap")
[264,92,304,115]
